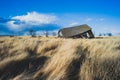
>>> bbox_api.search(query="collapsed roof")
[58,24,94,38]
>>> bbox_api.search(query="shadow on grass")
[66,46,89,80]
[0,56,48,80]
[26,42,40,56]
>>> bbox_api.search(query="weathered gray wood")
[58,24,94,38]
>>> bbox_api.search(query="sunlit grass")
[0,36,120,80]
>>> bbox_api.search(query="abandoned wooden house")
[58,24,94,38]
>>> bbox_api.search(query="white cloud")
[6,21,24,31]
[85,18,105,22]
[103,27,120,35]
[85,18,93,22]
[6,11,57,31]
[12,11,56,25]
[99,18,105,21]
[67,22,79,27]
[109,29,120,35]
[96,18,105,21]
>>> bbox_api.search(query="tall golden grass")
[0,36,120,80]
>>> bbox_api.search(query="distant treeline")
[0,35,15,37]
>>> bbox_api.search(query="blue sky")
[0,0,120,35]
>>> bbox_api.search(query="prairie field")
[0,36,120,80]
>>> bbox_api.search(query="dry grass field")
[0,36,120,80]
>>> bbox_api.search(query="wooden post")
[87,30,94,38]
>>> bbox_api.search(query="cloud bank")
[12,11,56,25]
[6,11,58,31]
[0,12,120,36]
[0,11,61,35]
